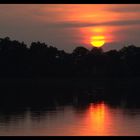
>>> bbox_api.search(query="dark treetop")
[0,37,140,78]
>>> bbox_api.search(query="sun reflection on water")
[81,102,112,136]
[89,102,105,132]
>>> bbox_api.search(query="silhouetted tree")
[72,46,89,56]
[0,36,139,78]
[90,47,103,55]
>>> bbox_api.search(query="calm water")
[0,101,140,136]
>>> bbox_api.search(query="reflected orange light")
[89,102,105,132]
[78,102,112,136]
[34,102,113,136]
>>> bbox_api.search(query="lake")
[0,78,140,136]
[0,101,140,136]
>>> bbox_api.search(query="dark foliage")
[0,37,140,78]
[0,37,140,107]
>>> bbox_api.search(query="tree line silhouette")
[0,36,140,78]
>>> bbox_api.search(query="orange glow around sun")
[80,26,112,48]
[90,35,105,48]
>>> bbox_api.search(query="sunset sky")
[0,4,140,52]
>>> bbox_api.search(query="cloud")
[108,5,140,13]
[45,19,140,28]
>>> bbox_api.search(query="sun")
[90,36,105,48]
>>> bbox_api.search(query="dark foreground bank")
[0,77,139,108]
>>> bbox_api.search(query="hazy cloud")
[45,19,140,28]
[108,5,140,13]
